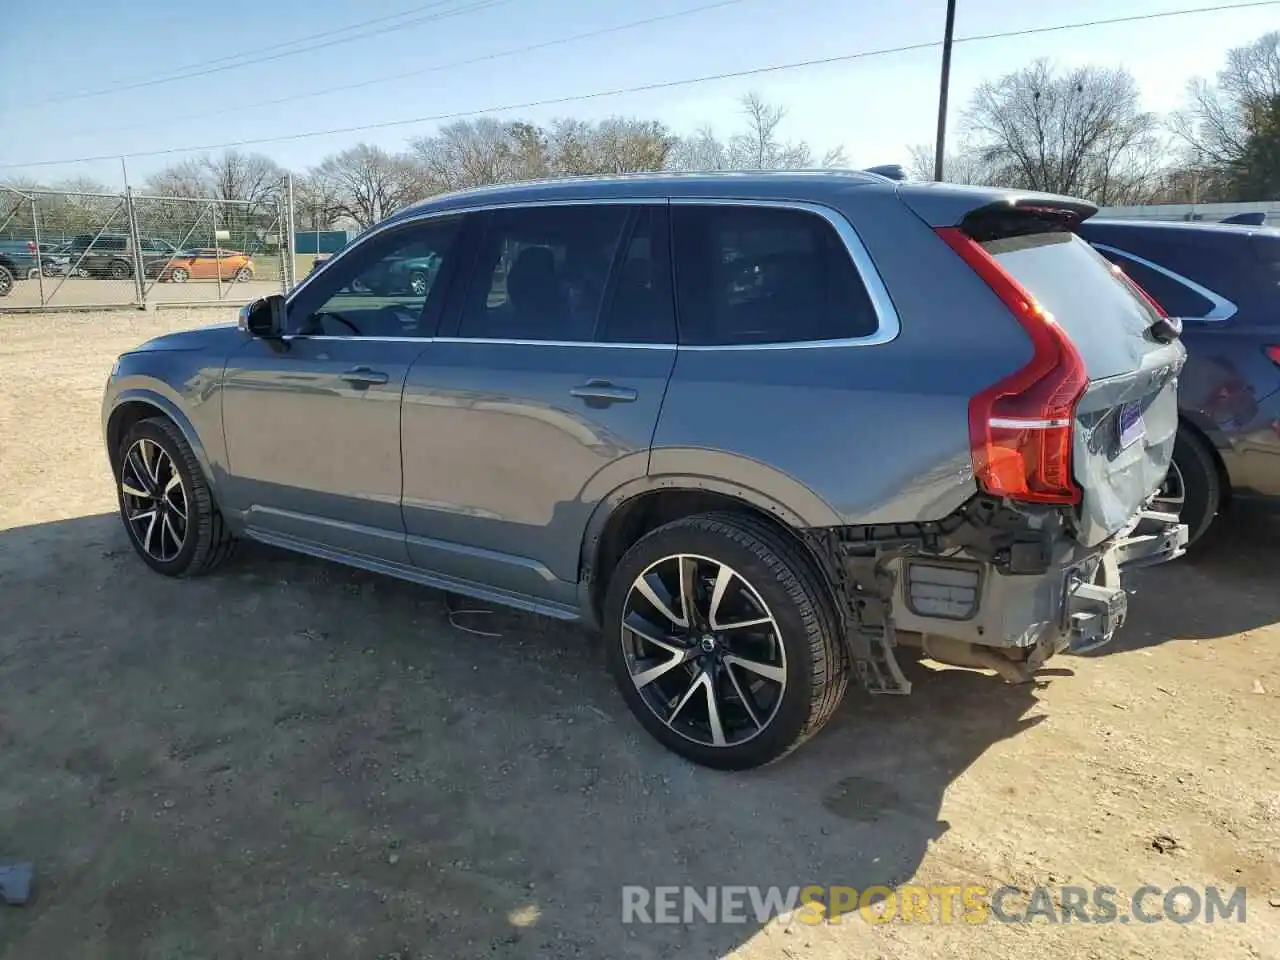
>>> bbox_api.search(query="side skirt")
[243,526,583,623]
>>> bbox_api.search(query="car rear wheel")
[116,417,237,577]
[235,266,252,282]
[109,260,132,280]
[170,267,189,283]
[409,270,428,296]
[1154,427,1221,547]
[603,513,849,769]
[0,265,13,297]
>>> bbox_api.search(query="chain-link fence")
[0,184,292,310]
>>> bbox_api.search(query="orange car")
[149,248,255,283]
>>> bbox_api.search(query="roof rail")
[862,164,908,181]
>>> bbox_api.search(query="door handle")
[339,366,389,386]
[569,380,638,404]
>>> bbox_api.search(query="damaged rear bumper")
[875,511,1187,674]
[1063,509,1187,654]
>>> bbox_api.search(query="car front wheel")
[603,513,849,769]
[116,417,237,576]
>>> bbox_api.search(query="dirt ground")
[0,309,1277,960]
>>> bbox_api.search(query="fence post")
[125,187,147,306]
[283,174,297,292]
[30,196,47,306]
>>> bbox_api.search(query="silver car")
[102,171,1188,769]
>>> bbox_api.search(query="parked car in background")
[1080,219,1280,544]
[0,240,42,294]
[66,233,181,280]
[103,172,1188,769]
[147,248,255,283]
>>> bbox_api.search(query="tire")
[0,264,12,297]
[109,259,132,280]
[409,270,428,296]
[235,266,252,282]
[116,416,237,577]
[170,267,189,283]
[1156,427,1222,547]
[26,267,41,280]
[603,512,849,770]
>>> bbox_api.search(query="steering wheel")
[311,311,361,336]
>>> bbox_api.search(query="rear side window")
[671,204,879,346]
[981,232,1161,379]
[1095,248,1217,319]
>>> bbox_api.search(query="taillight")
[26,241,36,254]
[936,226,1088,505]
[1266,345,1280,367]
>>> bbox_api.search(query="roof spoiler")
[1220,212,1265,226]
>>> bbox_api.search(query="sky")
[0,0,1276,189]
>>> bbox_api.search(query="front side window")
[458,204,630,342]
[289,216,461,338]
[671,204,879,346]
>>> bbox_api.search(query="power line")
[4,0,1276,170]
[27,0,515,107]
[51,0,468,96]
[39,0,757,143]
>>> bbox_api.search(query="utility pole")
[933,0,958,182]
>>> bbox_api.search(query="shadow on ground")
[1084,501,1280,655]
[0,508,1268,958]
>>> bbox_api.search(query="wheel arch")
[106,392,215,493]
[577,476,832,629]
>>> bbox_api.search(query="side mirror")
[238,294,286,338]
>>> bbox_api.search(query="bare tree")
[667,93,847,171]
[410,116,674,189]
[1173,31,1280,199]
[145,150,284,206]
[313,144,428,229]
[906,142,997,184]
[292,171,344,231]
[961,60,1162,204]
[411,118,522,191]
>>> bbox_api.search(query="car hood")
[130,323,242,354]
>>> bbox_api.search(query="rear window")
[981,232,1162,380]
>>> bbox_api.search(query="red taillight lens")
[936,226,1088,505]
[1266,345,1280,367]
[26,241,37,254]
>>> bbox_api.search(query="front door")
[220,214,466,563]
[401,203,677,608]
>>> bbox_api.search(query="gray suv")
[102,171,1188,769]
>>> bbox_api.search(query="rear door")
[980,229,1186,544]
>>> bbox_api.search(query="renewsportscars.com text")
[621,884,1249,925]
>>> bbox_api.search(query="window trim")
[284,196,900,349]
[1093,242,1238,323]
